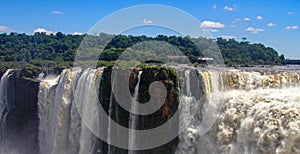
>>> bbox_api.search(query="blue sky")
[0,0,299,58]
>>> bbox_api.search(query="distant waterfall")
[128,71,142,153]
[38,68,103,154]
[0,69,14,141]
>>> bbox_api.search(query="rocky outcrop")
[98,66,179,154]
[2,70,40,153]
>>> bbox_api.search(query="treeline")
[0,32,286,71]
[217,38,285,66]
[286,59,300,65]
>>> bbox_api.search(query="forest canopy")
[0,32,286,72]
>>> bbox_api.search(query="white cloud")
[246,27,264,34]
[0,25,9,31]
[246,27,255,31]
[51,11,64,15]
[285,25,298,30]
[267,22,277,27]
[232,18,241,23]
[208,29,218,33]
[34,28,56,35]
[256,16,263,20]
[73,32,83,35]
[202,29,218,33]
[224,6,235,11]
[212,4,217,10]
[142,18,153,24]
[243,17,251,21]
[288,12,296,15]
[229,25,236,28]
[200,20,225,33]
[200,20,225,29]
[220,35,236,39]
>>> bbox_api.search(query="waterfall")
[33,67,300,153]
[185,70,191,97]
[176,69,300,154]
[0,69,14,141]
[38,73,60,153]
[175,70,198,153]
[38,68,103,154]
[107,71,116,154]
[128,71,142,152]
[176,70,224,154]
[74,69,102,154]
[37,71,45,80]
[223,70,300,90]
[218,84,300,153]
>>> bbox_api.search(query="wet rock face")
[0,70,4,79]
[4,70,40,153]
[98,67,179,154]
[138,67,179,129]
[137,67,179,154]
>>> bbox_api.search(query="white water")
[128,71,142,153]
[176,70,198,153]
[0,69,13,141]
[36,68,300,154]
[176,69,300,154]
[37,72,45,80]
[176,70,224,154]
[218,87,300,154]
[107,71,117,154]
[38,68,103,154]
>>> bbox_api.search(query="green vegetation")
[0,32,286,75]
[216,38,286,66]
[286,59,300,65]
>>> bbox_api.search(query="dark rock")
[4,70,40,154]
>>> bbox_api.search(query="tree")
[242,37,247,42]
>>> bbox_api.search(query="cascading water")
[38,73,60,153]
[34,67,300,154]
[107,71,117,154]
[128,71,142,153]
[38,68,103,154]
[176,70,224,154]
[218,87,300,153]
[216,70,300,154]
[0,69,14,141]
[175,70,198,154]
[176,69,300,154]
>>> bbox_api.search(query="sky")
[0,0,300,58]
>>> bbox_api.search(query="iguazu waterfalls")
[0,66,300,154]
[0,69,13,141]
